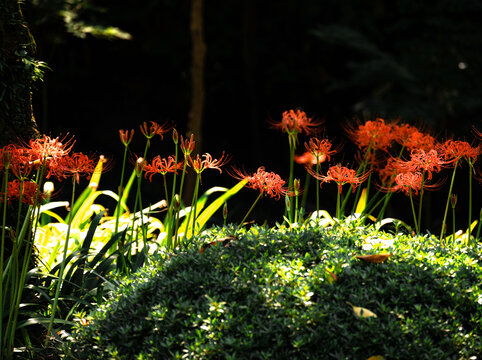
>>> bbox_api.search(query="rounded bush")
[67,224,481,359]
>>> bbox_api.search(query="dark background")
[23,0,482,230]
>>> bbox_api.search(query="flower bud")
[451,194,457,208]
[223,202,228,220]
[172,129,179,145]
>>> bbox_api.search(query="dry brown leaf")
[200,236,236,254]
[355,253,392,264]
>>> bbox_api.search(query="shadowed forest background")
[16,0,482,229]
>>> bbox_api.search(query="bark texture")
[0,0,39,146]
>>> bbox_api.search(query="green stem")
[45,177,77,345]
[114,145,129,235]
[190,174,201,238]
[238,192,263,230]
[409,189,419,235]
[451,198,456,245]
[287,134,296,220]
[467,161,473,244]
[0,169,8,353]
[440,162,458,242]
[336,187,341,220]
[417,172,425,234]
[172,160,189,248]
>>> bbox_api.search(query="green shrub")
[66,223,481,359]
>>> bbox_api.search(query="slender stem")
[409,189,419,235]
[315,162,320,214]
[166,141,179,245]
[190,174,201,238]
[417,172,425,234]
[287,135,296,220]
[238,192,263,230]
[162,174,169,205]
[336,187,341,219]
[0,169,9,352]
[172,160,189,247]
[45,177,77,344]
[451,198,456,245]
[114,145,129,235]
[440,162,458,242]
[467,161,473,244]
[294,192,299,224]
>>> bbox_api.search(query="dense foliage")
[66,222,481,359]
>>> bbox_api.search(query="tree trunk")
[184,0,206,203]
[0,0,39,146]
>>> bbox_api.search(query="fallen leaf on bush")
[200,236,236,254]
[347,302,377,318]
[367,356,385,360]
[324,268,338,283]
[355,253,392,263]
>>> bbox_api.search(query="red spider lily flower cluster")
[1,180,44,205]
[437,139,481,165]
[392,123,436,151]
[404,149,447,180]
[26,134,75,164]
[304,137,340,162]
[140,121,173,140]
[344,118,393,152]
[230,166,293,199]
[308,164,370,194]
[3,145,35,180]
[189,152,230,175]
[1,135,97,183]
[51,153,96,183]
[384,171,442,196]
[269,109,322,136]
[144,156,184,181]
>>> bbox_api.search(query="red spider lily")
[7,145,35,180]
[393,124,436,152]
[391,123,436,151]
[437,139,481,165]
[405,149,447,180]
[230,166,293,199]
[304,137,340,162]
[376,157,406,185]
[144,155,184,181]
[307,164,370,194]
[180,134,195,156]
[268,109,323,136]
[384,171,442,196]
[119,129,135,146]
[294,151,326,167]
[26,134,75,164]
[140,121,173,140]
[344,118,394,152]
[1,180,44,205]
[189,152,230,175]
[51,153,96,183]
[0,144,18,172]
